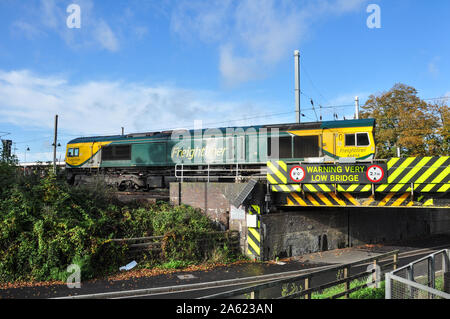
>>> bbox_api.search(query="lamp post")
[24,147,30,175]
[51,142,62,174]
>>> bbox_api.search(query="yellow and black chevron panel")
[337,184,373,192]
[247,227,261,258]
[285,192,360,207]
[337,183,448,193]
[272,184,337,193]
[247,204,262,259]
[266,161,288,185]
[283,192,449,208]
[377,156,449,192]
[267,157,449,194]
[271,184,301,192]
[301,184,336,193]
[248,204,261,228]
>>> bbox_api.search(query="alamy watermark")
[366,263,381,288]
[366,4,381,29]
[66,4,81,29]
[169,120,280,165]
[66,263,81,288]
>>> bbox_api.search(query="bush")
[0,162,241,283]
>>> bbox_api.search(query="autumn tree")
[360,83,449,158]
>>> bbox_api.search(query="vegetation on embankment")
[0,161,242,283]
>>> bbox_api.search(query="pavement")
[1,234,449,299]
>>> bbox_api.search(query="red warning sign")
[366,165,385,183]
[290,166,306,182]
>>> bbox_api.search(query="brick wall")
[170,182,252,230]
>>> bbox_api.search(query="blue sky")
[0,0,449,162]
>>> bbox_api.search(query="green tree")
[361,83,449,158]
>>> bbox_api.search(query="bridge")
[170,156,450,263]
[266,156,449,208]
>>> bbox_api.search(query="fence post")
[372,259,377,287]
[250,289,260,299]
[408,265,415,299]
[304,276,311,299]
[429,255,435,289]
[344,266,350,299]
[385,273,392,299]
[393,252,398,270]
[444,250,450,294]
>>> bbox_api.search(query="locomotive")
[65,119,376,190]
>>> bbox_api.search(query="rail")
[108,230,240,254]
[175,164,266,182]
[385,249,450,299]
[200,250,399,299]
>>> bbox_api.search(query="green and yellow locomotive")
[65,119,376,190]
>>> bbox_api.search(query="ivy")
[0,163,240,283]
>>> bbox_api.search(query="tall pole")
[294,50,301,123]
[53,114,58,174]
[354,96,360,119]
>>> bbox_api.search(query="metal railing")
[201,250,399,299]
[385,249,450,299]
[175,164,266,182]
[108,230,240,256]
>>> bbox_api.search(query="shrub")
[0,162,241,283]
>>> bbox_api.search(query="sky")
[0,0,449,162]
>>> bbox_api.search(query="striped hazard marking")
[268,157,449,194]
[266,161,288,185]
[284,192,429,207]
[247,205,261,258]
[286,192,360,207]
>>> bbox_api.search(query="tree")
[360,83,449,158]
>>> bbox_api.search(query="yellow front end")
[288,125,375,160]
[65,141,111,168]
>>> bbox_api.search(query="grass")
[311,280,385,299]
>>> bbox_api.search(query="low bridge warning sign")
[288,163,388,184]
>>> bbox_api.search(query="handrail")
[200,250,399,299]
[390,249,448,274]
[175,163,266,181]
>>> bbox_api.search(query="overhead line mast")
[294,50,301,123]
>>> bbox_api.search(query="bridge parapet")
[267,157,449,208]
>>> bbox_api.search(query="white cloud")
[11,21,45,39]
[94,20,119,52]
[0,69,266,138]
[428,57,440,77]
[171,0,367,86]
[11,0,120,52]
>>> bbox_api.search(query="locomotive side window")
[67,148,79,157]
[294,135,319,158]
[357,133,370,146]
[102,145,131,161]
[345,134,356,146]
[345,133,370,147]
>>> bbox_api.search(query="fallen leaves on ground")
[0,259,255,290]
